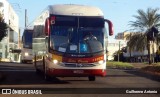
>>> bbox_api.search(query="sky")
[7,0,160,39]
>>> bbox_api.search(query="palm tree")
[127,8,160,64]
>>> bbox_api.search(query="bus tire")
[21,60,24,63]
[34,56,41,74]
[35,68,41,75]
[88,76,96,81]
[43,57,52,81]
[44,68,52,81]
[45,74,52,81]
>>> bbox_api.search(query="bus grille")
[64,63,96,67]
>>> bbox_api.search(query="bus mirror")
[45,18,50,36]
[106,49,108,53]
[105,19,113,36]
[68,28,73,32]
[45,37,49,50]
[45,37,48,44]
[9,48,12,52]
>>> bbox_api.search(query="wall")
[0,0,19,62]
[107,40,127,60]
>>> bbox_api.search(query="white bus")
[33,4,113,81]
[21,29,33,63]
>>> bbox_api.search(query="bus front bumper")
[46,69,106,77]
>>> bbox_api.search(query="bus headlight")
[98,60,104,65]
[53,59,58,64]
[25,52,29,56]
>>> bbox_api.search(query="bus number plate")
[73,70,84,74]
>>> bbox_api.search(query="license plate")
[73,70,84,74]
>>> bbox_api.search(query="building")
[115,31,158,62]
[115,31,131,40]
[123,41,157,62]
[107,39,127,60]
[0,0,19,62]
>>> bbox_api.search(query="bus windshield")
[50,26,105,54]
[23,30,33,49]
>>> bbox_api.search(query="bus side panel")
[32,38,46,71]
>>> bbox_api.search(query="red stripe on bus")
[62,55,104,63]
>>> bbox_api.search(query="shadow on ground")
[124,69,160,82]
[0,71,70,85]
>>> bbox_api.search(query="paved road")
[0,62,159,97]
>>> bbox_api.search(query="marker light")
[98,60,104,65]
[53,59,58,64]
[25,52,29,56]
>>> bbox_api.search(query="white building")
[115,31,158,62]
[107,39,127,60]
[0,0,19,62]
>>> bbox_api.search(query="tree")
[0,13,7,41]
[113,47,126,62]
[128,8,160,64]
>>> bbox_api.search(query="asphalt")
[0,71,4,81]
[0,62,159,82]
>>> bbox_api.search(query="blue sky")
[7,0,160,39]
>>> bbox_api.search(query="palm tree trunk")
[147,40,152,64]
[129,33,131,62]
[152,41,155,63]
[129,47,131,62]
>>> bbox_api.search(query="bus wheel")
[34,56,40,74]
[44,68,52,81]
[88,76,96,81]
[43,57,52,81]
[35,68,41,75]
[44,74,52,81]
[21,60,24,63]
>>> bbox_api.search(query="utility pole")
[25,9,27,27]
[18,28,21,49]
[148,41,152,64]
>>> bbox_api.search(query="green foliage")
[128,8,160,64]
[107,61,134,69]
[130,8,160,32]
[128,8,160,51]
[127,33,147,51]
[0,13,7,42]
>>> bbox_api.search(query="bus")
[33,4,113,81]
[21,29,33,63]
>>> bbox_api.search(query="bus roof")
[22,29,33,35]
[48,4,104,16]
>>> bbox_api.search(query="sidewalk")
[130,63,149,69]
[131,63,160,76]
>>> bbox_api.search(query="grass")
[107,61,160,76]
[107,61,134,69]
[152,62,160,65]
